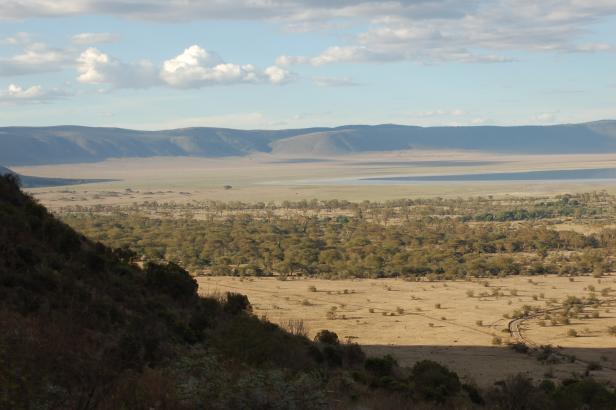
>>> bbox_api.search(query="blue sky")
[0,1,615,129]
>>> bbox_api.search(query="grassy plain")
[199,275,616,387]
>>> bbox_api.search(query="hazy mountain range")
[1,120,615,166]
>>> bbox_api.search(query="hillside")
[1,121,616,165]
[0,173,332,408]
[0,174,484,409]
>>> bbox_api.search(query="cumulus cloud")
[162,45,250,87]
[2,1,615,79]
[72,32,120,45]
[0,83,69,103]
[0,41,72,75]
[77,47,159,88]
[160,45,292,87]
[77,45,292,89]
[264,65,293,84]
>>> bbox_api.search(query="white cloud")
[5,83,43,98]
[77,47,159,88]
[0,41,71,75]
[2,32,33,45]
[0,83,69,103]
[72,32,120,45]
[76,45,293,89]
[1,2,615,68]
[313,76,359,87]
[573,43,615,52]
[277,1,616,65]
[276,55,309,66]
[161,45,292,88]
[264,65,292,84]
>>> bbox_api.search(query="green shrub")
[223,293,252,315]
[145,262,197,299]
[364,355,397,378]
[411,360,461,403]
[314,329,339,345]
[554,379,616,410]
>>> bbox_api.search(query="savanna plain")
[21,151,616,390]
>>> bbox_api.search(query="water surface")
[362,168,616,183]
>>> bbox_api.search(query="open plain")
[200,275,616,387]
[16,150,616,207]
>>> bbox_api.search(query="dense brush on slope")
[0,174,327,409]
[2,174,616,409]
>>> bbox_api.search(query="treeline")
[62,211,615,279]
[57,191,615,223]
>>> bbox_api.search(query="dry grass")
[198,274,616,386]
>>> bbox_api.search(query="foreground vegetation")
[60,193,616,278]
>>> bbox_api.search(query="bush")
[223,293,252,315]
[364,355,397,378]
[188,298,220,338]
[342,343,366,366]
[487,375,550,410]
[554,379,616,410]
[411,360,461,403]
[322,346,342,367]
[145,262,197,299]
[462,383,484,405]
[314,330,339,345]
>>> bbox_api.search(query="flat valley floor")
[18,150,616,206]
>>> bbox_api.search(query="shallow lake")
[361,167,616,183]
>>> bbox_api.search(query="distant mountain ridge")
[1,121,616,166]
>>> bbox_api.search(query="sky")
[0,0,615,130]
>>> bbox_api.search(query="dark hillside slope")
[1,121,616,165]
[0,175,329,409]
